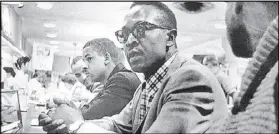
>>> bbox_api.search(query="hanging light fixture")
[36,2,53,10]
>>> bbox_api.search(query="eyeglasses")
[115,21,173,44]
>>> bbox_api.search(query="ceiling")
[13,2,227,57]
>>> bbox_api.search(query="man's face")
[82,47,106,82]
[225,2,278,58]
[71,59,91,87]
[121,5,170,73]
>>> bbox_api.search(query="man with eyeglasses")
[38,2,228,133]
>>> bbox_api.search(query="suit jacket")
[80,63,141,120]
[82,53,228,133]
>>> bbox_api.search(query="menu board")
[32,43,54,71]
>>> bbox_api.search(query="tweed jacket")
[80,53,228,133]
[207,17,278,133]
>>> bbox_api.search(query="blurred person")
[13,56,30,91]
[71,56,104,94]
[206,2,278,133]
[39,2,227,133]
[203,55,238,100]
[60,72,94,108]
[27,71,45,97]
[3,67,16,90]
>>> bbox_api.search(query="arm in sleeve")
[81,72,140,120]
[146,67,217,133]
[78,96,135,133]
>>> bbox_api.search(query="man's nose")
[81,60,89,67]
[125,33,138,49]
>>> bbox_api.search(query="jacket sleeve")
[81,72,140,120]
[146,66,221,133]
[77,99,134,133]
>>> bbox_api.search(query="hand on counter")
[38,97,84,133]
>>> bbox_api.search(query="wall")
[22,36,33,57]
[1,5,23,49]
[52,55,71,74]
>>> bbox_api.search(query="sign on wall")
[32,42,54,71]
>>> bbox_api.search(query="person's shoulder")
[174,58,213,77]
[162,58,219,95]
[107,69,141,90]
[112,69,140,83]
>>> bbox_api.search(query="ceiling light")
[36,2,53,10]
[2,2,22,5]
[214,23,227,29]
[44,23,56,28]
[50,41,59,45]
[46,33,57,38]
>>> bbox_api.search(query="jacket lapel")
[133,52,187,133]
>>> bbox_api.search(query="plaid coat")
[82,52,228,133]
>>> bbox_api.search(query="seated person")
[202,55,238,100]
[27,72,46,100]
[38,3,227,133]
[60,73,95,108]
[39,37,140,124]
[71,56,104,94]
[206,2,278,133]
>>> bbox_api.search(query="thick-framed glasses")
[115,21,173,44]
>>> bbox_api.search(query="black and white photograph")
[1,1,278,133]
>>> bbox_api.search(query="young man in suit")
[39,38,140,122]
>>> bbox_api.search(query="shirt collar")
[145,52,178,86]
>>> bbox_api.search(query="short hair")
[71,56,83,68]
[130,2,177,30]
[15,56,30,70]
[61,73,77,85]
[83,38,124,64]
[203,55,219,66]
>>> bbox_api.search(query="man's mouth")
[128,50,143,61]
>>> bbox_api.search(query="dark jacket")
[80,63,141,120]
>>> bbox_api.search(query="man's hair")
[130,2,177,30]
[61,72,77,85]
[71,56,83,68]
[83,38,124,64]
[203,55,219,66]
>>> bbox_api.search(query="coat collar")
[133,51,188,133]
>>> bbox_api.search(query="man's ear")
[104,52,112,66]
[166,29,177,47]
